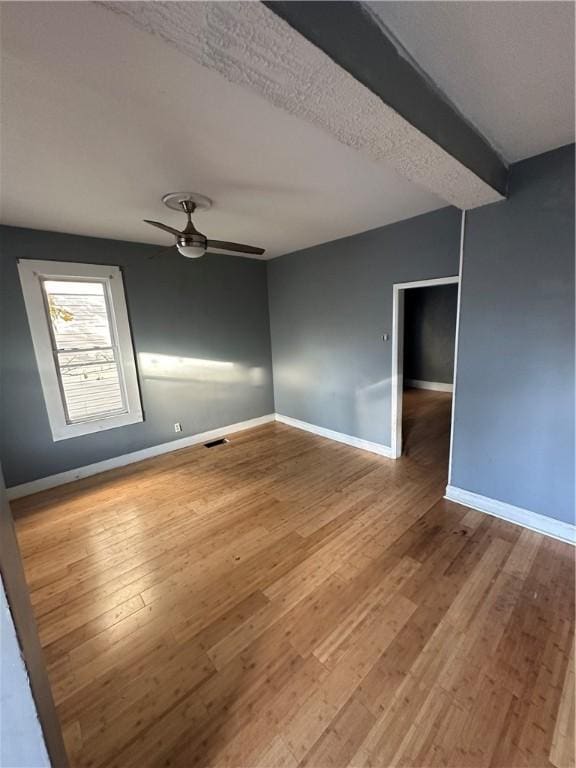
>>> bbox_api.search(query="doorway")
[390,276,459,468]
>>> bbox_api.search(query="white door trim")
[390,272,460,459]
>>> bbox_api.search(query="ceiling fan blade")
[207,239,265,256]
[143,219,182,237]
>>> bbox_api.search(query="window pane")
[43,280,126,423]
[44,280,112,350]
[58,351,124,421]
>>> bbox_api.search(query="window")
[18,260,143,440]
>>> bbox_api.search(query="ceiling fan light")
[177,242,206,259]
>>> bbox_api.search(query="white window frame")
[18,259,143,441]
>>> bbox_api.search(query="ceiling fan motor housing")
[177,233,207,258]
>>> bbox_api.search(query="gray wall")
[451,144,575,525]
[403,284,458,384]
[0,226,274,487]
[267,207,461,446]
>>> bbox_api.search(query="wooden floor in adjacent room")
[13,390,575,768]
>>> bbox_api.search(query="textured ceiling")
[368,1,575,163]
[3,1,569,257]
[0,1,445,258]
[101,1,503,209]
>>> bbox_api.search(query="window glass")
[43,279,126,423]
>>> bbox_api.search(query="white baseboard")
[445,485,575,545]
[6,414,276,500]
[275,413,393,458]
[405,379,453,393]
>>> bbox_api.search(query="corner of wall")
[264,259,277,413]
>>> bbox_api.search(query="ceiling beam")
[265,1,508,200]
[101,0,507,209]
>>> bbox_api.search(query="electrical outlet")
[174,422,182,433]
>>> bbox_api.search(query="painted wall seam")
[448,209,466,486]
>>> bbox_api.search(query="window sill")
[51,411,143,441]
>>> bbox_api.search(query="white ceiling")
[0,2,444,259]
[100,1,504,210]
[368,1,575,163]
[2,2,572,258]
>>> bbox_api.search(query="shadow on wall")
[274,362,393,446]
[354,378,392,445]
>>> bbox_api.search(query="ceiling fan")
[144,192,265,259]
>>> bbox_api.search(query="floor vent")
[204,438,229,448]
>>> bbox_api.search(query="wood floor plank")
[12,390,575,768]
[550,640,575,768]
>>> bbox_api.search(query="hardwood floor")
[13,391,575,768]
